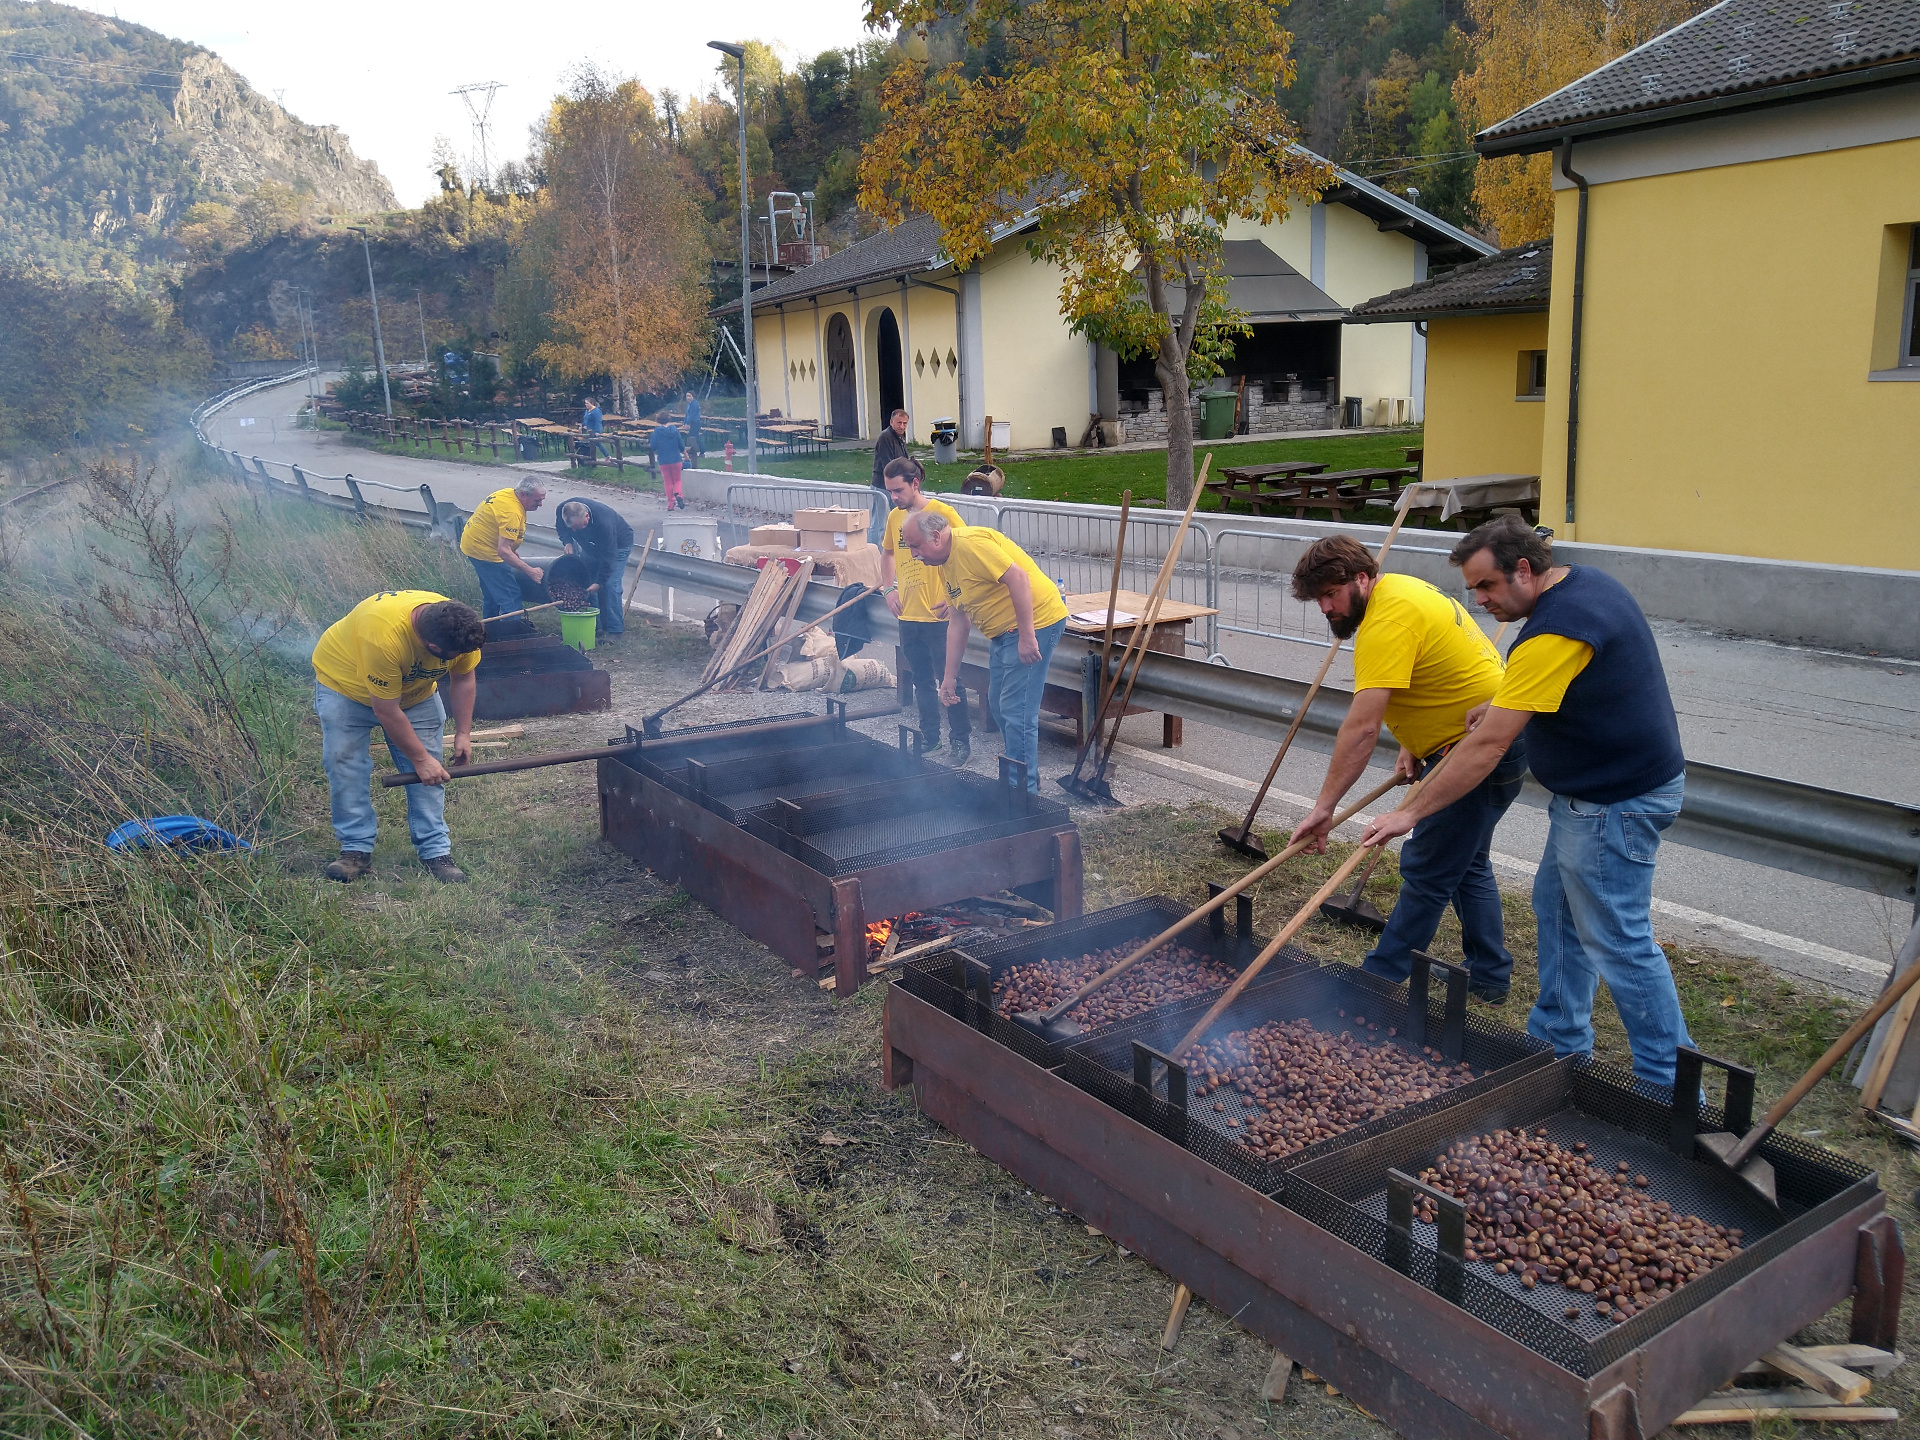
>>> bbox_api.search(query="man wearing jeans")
[1290,536,1522,1003]
[902,510,1067,792]
[879,455,969,763]
[870,408,910,544]
[460,479,547,617]
[310,591,486,884]
[556,497,634,636]
[1365,516,1693,1089]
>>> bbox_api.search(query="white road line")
[1109,739,1890,980]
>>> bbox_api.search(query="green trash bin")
[1199,390,1237,440]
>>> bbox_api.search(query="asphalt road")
[208,380,1920,995]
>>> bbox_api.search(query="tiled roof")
[1478,0,1920,154]
[1346,241,1553,322]
[741,214,948,309]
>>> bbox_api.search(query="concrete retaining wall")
[677,466,1920,657]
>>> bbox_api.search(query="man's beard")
[1326,589,1367,640]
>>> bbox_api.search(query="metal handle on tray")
[1204,882,1256,952]
[1387,1168,1466,1302]
[685,757,710,797]
[997,755,1030,801]
[897,725,925,756]
[1406,951,1469,1062]
[964,958,996,1034]
[1669,1046,1758,1157]
[1130,1040,1188,1112]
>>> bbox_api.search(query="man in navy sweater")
[1364,515,1694,1089]
[556,496,635,635]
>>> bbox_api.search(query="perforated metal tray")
[896,894,1309,1069]
[1284,1053,1879,1375]
[1062,956,1555,1193]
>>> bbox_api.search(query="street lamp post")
[348,225,393,418]
[708,39,756,474]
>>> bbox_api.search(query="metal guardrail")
[186,409,1920,904]
[635,547,1920,903]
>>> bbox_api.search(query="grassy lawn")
[759,428,1423,511]
[5,454,1913,1438]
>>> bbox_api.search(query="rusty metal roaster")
[474,634,611,720]
[597,706,1083,994]
[882,904,1902,1440]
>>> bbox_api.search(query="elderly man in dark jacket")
[556,496,635,635]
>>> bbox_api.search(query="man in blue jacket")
[1364,515,1694,1089]
[556,496,635,636]
[685,391,702,461]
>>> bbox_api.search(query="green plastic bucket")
[558,608,598,650]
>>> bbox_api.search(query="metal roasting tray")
[898,894,1312,1070]
[1284,1051,1880,1376]
[629,710,836,783]
[1062,956,1556,1194]
[741,760,1071,876]
[658,736,930,823]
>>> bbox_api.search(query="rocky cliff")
[0,0,394,280]
[172,52,394,216]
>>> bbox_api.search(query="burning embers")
[992,944,1241,1028]
[1411,1129,1746,1325]
[869,897,1054,960]
[1190,1016,1477,1162]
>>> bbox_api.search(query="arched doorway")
[825,313,856,438]
[876,309,905,423]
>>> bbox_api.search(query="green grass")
[759,428,1423,512]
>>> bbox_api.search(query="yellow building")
[739,153,1491,452]
[1347,243,1552,482]
[1470,0,1920,567]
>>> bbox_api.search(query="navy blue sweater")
[1512,566,1684,803]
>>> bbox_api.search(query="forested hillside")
[0,0,393,283]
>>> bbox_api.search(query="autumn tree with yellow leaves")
[1456,0,1714,244]
[535,67,708,416]
[858,0,1330,510]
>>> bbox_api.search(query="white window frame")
[1517,349,1548,400]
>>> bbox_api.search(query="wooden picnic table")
[1207,460,1328,513]
[1221,466,1417,518]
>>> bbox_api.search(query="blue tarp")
[105,816,252,853]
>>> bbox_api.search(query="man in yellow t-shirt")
[901,509,1068,793]
[460,479,547,618]
[879,455,971,763]
[311,591,487,884]
[1290,535,1526,1001]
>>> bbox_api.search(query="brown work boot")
[325,851,373,883]
[423,856,469,885]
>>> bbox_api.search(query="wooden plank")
[1676,1385,1898,1423]
[1763,1343,1874,1404]
[1262,1351,1293,1403]
[1859,976,1920,1110]
[1741,1345,1904,1382]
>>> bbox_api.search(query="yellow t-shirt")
[312,590,481,708]
[884,498,964,622]
[1493,635,1594,713]
[1351,573,1504,758]
[460,488,527,562]
[937,528,1070,639]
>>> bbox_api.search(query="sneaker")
[1468,983,1510,1006]
[918,738,944,756]
[947,740,971,767]
[423,856,469,884]
[325,851,373,883]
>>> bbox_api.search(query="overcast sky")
[86,0,879,207]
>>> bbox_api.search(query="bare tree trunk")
[1159,357,1195,511]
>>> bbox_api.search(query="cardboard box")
[793,505,869,534]
[799,529,872,554]
[749,523,800,547]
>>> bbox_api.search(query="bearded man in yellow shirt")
[311,591,486,884]
[1290,535,1525,1002]
[901,510,1069,793]
[879,455,970,764]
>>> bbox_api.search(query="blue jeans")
[1362,743,1528,989]
[314,683,451,860]
[987,617,1065,792]
[867,491,890,545]
[1529,774,1693,1089]
[470,556,528,618]
[595,545,632,635]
